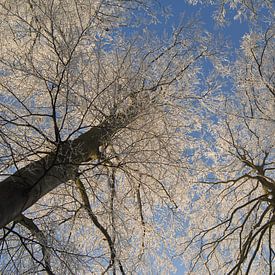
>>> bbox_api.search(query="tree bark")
[0,111,131,228]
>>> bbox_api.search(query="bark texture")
[0,111,132,228]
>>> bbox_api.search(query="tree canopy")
[0,0,274,274]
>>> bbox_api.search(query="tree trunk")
[0,111,130,228]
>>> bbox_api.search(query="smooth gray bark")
[0,112,131,228]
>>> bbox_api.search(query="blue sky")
[0,1,271,274]
[128,0,249,50]
[161,3,248,274]
[129,1,250,274]
[160,1,249,47]
[120,2,251,273]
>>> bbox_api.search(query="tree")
[0,1,218,273]
[0,0,274,274]
[186,0,273,24]
[179,23,274,275]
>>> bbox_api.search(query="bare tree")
[0,1,216,273]
[1,1,273,274]
[179,25,274,274]
[185,0,273,24]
